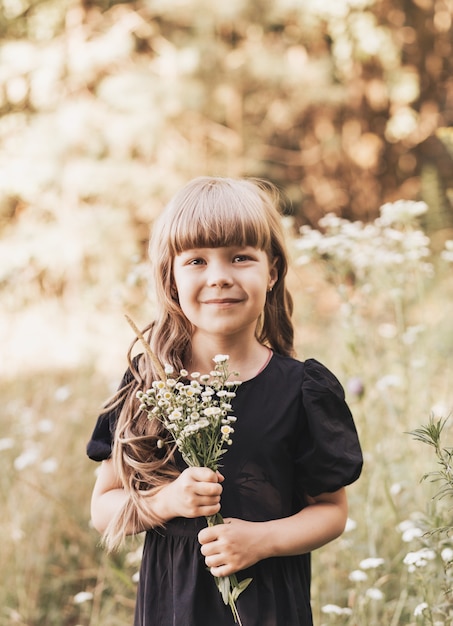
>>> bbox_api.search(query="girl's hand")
[198,518,263,577]
[156,467,224,521]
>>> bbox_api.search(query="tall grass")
[1,202,452,625]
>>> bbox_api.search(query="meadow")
[1,199,452,626]
[1,1,453,624]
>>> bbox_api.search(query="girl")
[87,176,363,626]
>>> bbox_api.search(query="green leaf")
[231,577,253,601]
[216,576,230,605]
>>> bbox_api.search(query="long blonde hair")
[103,176,294,550]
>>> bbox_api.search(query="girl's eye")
[233,255,250,263]
[188,258,205,266]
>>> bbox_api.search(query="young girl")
[87,176,363,626]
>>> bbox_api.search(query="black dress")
[87,353,363,626]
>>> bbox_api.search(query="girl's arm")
[198,488,348,577]
[90,459,224,535]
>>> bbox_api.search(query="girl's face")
[173,245,277,342]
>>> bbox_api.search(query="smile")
[203,298,242,305]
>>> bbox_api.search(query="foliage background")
[1,0,452,624]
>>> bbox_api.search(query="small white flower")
[164,364,174,374]
[403,548,436,570]
[73,591,93,604]
[0,437,14,451]
[203,407,221,417]
[14,448,40,471]
[213,354,229,363]
[441,547,453,563]
[398,519,417,533]
[191,372,200,379]
[349,569,368,582]
[376,374,402,391]
[157,440,164,449]
[414,602,428,616]
[402,527,424,542]
[430,402,450,418]
[359,557,385,570]
[390,482,404,496]
[321,604,344,615]
[41,458,58,473]
[366,588,384,601]
[37,419,53,433]
[55,386,71,402]
[179,369,188,377]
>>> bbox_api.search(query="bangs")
[167,178,272,254]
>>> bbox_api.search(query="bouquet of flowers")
[128,316,252,624]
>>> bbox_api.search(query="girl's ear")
[268,256,279,290]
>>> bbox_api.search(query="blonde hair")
[103,176,294,550]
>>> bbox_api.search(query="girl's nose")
[206,262,233,287]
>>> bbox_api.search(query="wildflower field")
[1,0,453,624]
[1,198,452,626]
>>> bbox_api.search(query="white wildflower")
[441,547,453,563]
[366,588,384,600]
[390,482,404,496]
[349,569,368,582]
[379,199,427,226]
[0,437,14,451]
[404,548,436,571]
[204,407,222,417]
[54,386,71,402]
[14,447,40,471]
[414,602,428,617]
[402,526,424,542]
[321,604,344,615]
[40,458,58,473]
[73,591,93,604]
[321,604,352,615]
[213,354,229,363]
[37,419,53,433]
[359,557,385,570]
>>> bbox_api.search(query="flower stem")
[204,513,252,625]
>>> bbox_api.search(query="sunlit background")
[1,0,453,624]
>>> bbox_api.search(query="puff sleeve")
[296,358,363,497]
[86,362,136,462]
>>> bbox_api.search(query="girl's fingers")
[187,467,219,482]
[194,482,222,497]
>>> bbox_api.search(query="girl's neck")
[186,334,272,382]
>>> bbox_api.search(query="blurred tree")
[0,0,452,306]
